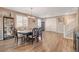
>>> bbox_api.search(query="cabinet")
[3,16,14,40]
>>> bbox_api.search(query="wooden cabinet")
[3,16,14,40]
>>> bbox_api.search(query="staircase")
[64,20,78,39]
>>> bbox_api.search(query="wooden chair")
[13,28,25,45]
[18,33,26,44]
[38,27,43,40]
[13,28,18,44]
[28,28,39,44]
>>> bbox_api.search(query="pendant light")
[28,7,36,21]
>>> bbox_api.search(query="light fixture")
[31,8,32,15]
[28,7,35,19]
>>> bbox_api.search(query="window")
[16,15,22,28]
[22,16,28,28]
[37,18,41,28]
[16,15,28,30]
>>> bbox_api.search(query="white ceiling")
[5,7,77,18]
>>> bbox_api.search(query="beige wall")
[64,14,77,25]
[28,17,37,30]
[45,17,57,32]
[44,13,77,39]
[63,14,78,39]
[45,17,64,34]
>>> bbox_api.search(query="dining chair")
[13,28,25,45]
[38,27,43,40]
[13,28,18,44]
[18,33,26,44]
[28,28,39,44]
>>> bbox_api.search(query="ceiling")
[5,7,77,18]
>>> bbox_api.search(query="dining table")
[17,30,32,35]
[17,30,33,44]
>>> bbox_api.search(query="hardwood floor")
[0,31,74,52]
[42,31,74,52]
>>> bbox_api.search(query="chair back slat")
[38,27,42,35]
[32,28,39,37]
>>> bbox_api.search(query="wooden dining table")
[17,30,32,35]
[17,30,33,44]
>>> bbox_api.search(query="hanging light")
[28,7,35,19]
[31,8,32,15]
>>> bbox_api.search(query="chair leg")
[36,37,39,42]
[21,37,23,44]
[23,36,25,43]
[32,40,34,44]
[24,37,26,43]
[41,33,42,40]
[15,37,18,44]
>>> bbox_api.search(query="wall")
[45,18,57,32]
[45,17,64,34]
[63,14,77,39]
[28,17,37,30]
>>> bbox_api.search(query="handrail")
[64,20,77,36]
[65,20,77,30]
